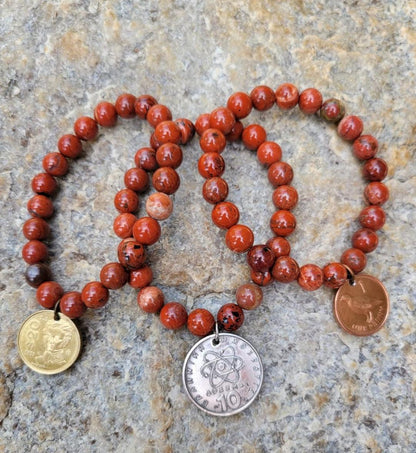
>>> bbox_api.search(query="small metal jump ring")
[343,265,356,286]
[53,300,61,321]
[213,322,220,345]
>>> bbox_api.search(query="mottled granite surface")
[1,1,415,452]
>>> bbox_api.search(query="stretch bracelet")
[19,84,390,417]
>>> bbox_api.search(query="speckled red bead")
[217,303,244,331]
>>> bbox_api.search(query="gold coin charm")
[17,310,81,374]
[333,274,389,336]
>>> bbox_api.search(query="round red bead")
[352,228,379,253]
[227,92,253,119]
[114,189,139,213]
[59,291,87,319]
[359,205,386,231]
[81,281,109,309]
[202,177,228,204]
[187,309,215,336]
[217,303,244,331]
[200,128,227,153]
[115,93,136,118]
[272,185,298,210]
[323,263,347,289]
[23,217,51,240]
[132,216,161,245]
[270,210,296,236]
[364,182,389,205]
[100,262,128,290]
[341,248,367,274]
[272,256,299,283]
[36,281,64,309]
[337,115,363,141]
[236,283,263,310]
[247,245,275,273]
[250,85,276,111]
[31,173,57,195]
[58,134,83,158]
[74,116,98,141]
[174,118,195,145]
[225,224,254,253]
[275,83,299,110]
[113,213,137,238]
[195,113,211,136]
[94,101,117,127]
[156,143,183,169]
[124,168,149,192]
[198,152,225,179]
[299,88,322,114]
[209,107,236,135]
[257,141,282,166]
[22,240,48,264]
[363,158,388,181]
[134,95,157,119]
[60,291,87,319]
[320,98,345,123]
[129,266,153,289]
[27,195,54,219]
[298,264,324,291]
[117,238,147,270]
[152,167,180,195]
[266,236,291,257]
[42,152,69,177]
[147,104,172,128]
[242,124,267,150]
[250,270,273,286]
[160,302,188,329]
[353,135,378,160]
[211,202,239,229]
[134,147,158,172]
[138,286,165,313]
[268,161,294,187]
[154,121,181,145]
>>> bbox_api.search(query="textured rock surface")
[1,0,415,451]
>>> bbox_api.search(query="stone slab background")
[0,1,415,452]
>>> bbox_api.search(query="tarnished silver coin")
[182,332,263,416]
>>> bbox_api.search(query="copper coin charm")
[333,274,389,336]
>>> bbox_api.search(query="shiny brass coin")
[17,310,81,374]
[333,274,389,336]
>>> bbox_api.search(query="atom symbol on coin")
[200,346,244,388]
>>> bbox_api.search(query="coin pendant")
[182,332,263,416]
[333,274,389,336]
[17,310,81,374]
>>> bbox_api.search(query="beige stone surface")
[0,0,415,451]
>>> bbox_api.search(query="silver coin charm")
[182,332,263,416]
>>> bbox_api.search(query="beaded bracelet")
[193,84,389,338]
[19,93,194,375]
[19,84,390,417]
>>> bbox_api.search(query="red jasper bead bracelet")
[195,83,389,330]
[21,84,390,368]
[22,93,194,325]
